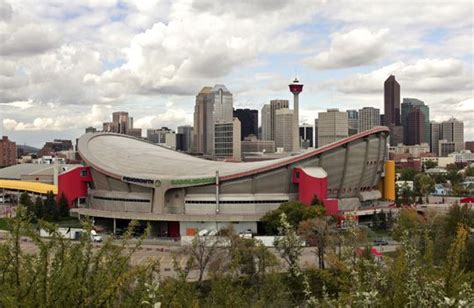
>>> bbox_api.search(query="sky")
[0,0,473,148]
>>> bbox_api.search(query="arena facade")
[75,127,391,237]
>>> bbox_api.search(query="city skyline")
[0,0,472,147]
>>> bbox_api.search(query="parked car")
[91,230,103,242]
[373,239,389,246]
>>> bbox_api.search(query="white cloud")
[306,28,389,69]
[335,58,472,94]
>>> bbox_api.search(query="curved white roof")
[78,127,389,182]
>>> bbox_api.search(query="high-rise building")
[299,124,313,149]
[439,140,457,157]
[317,109,348,147]
[177,125,193,152]
[0,136,17,167]
[430,121,441,154]
[241,135,275,154]
[384,75,400,126]
[347,110,358,135]
[441,117,464,153]
[270,99,289,141]
[102,111,141,137]
[214,118,241,161]
[233,109,258,140]
[85,127,97,134]
[192,85,234,157]
[274,108,294,152]
[401,98,430,145]
[289,77,303,152]
[358,107,380,132]
[261,104,271,141]
[314,119,319,148]
[384,75,403,146]
[405,108,425,145]
[147,127,172,144]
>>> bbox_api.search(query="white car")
[91,230,103,242]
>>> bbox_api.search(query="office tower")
[112,111,129,134]
[193,85,233,156]
[299,124,313,148]
[439,140,457,157]
[358,107,380,132]
[261,104,271,140]
[384,75,403,145]
[289,77,303,152]
[214,118,241,161]
[402,98,430,144]
[347,110,359,135]
[241,135,275,153]
[441,117,464,152]
[147,127,172,144]
[314,119,319,148]
[430,121,441,154]
[274,108,294,152]
[317,109,348,146]
[270,99,289,140]
[0,136,17,167]
[405,108,425,145]
[177,125,193,152]
[233,108,258,140]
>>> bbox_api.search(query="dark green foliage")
[260,201,325,235]
[399,168,418,181]
[58,193,69,218]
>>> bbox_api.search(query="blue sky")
[0,0,472,147]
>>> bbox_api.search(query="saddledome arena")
[75,127,390,237]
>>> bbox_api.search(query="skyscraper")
[347,110,359,135]
[192,85,238,159]
[405,108,425,145]
[430,121,441,154]
[314,119,319,148]
[401,98,430,145]
[289,77,303,152]
[317,109,348,146]
[441,117,464,152]
[384,75,403,146]
[233,108,258,140]
[261,104,271,140]
[274,108,294,152]
[299,124,313,148]
[0,136,16,167]
[358,107,380,132]
[384,75,400,126]
[177,125,193,152]
[270,99,289,141]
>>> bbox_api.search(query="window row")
[93,196,150,203]
[185,199,288,204]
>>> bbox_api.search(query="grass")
[54,217,83,228]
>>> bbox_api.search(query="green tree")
[58,193,69,218]
[43,191,58,221]
[464,166,474,177]
[398,182,414,205]
[423,160,438,170]
[19,192,34,219]
[261,201,325,235]
[399,168,418,181]
[34,196,43,219]
[414,173,435,203]
[393,208,425,241]
[298,216,337,269]
[452,183,468,196]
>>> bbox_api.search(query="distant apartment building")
[389,143,430,158]
[358,107,380,132]
[299,124,313,149]
[0,136,17,167]
[261,104,272,140]
[233,108,258,140]
[441,118,464,152]
[147,127,172,144]
[38,139,73,158]
[317,109,348,147]
[466,141,474,152]
[274,108,294,152]
[448,150,474,164]
[346,110,358,135]
[439,140,457,157]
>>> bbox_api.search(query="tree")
[393,208,425,241]
[399,168,418,181]
[298,216,337,269]
[423,160,437,170]
[464,166,474,177]
[414,173,435,203]
[378,210,387,231]
[260,201,325,235]
[43,191,58,221]
[452,183,468,197]
[371,210,380,229]
[398,182,414,206]
[185,234,221,283]
[274,213,304,278]
[19,192,34,219]
[58,193,69,218]
[34,196,43,219]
